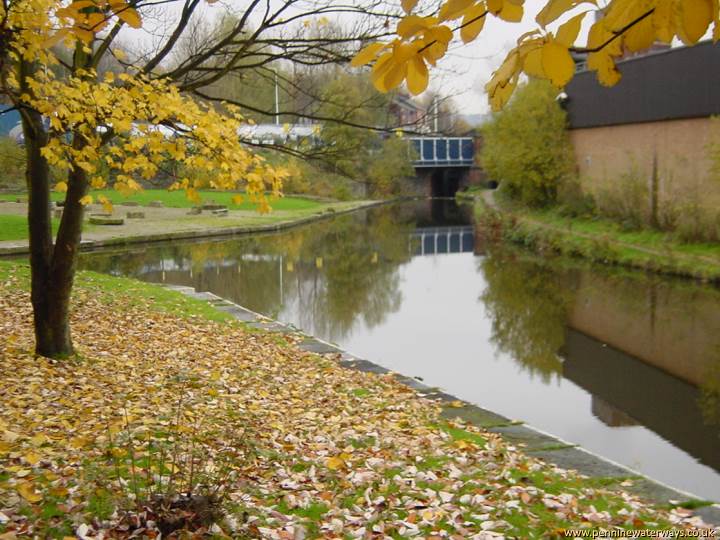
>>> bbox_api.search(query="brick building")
[564,41,720,216]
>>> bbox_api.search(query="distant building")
[388,93,427,131]
[565,41,720,215]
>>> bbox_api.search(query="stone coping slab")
[163,284,720,525]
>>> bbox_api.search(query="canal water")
[80,199,720,501]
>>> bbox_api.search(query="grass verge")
[0,189,322,211]
[475,194,720,282]
[0,215,60,242]
[0,260,233,323]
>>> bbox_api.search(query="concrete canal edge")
[166,284,720,527]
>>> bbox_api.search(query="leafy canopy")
[352,0,719,109]
[3,0,287,211]
[481,80,575,206]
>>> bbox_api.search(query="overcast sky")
[429,0,547,114]
[130,0,591,115]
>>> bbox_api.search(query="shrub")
[593,166,649,230]
[557,176,595,217]
[367,136,415,198]
[0,136,25,190]
[480,80,576,207]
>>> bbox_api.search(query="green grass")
[0,215,60,241]
[0,260,234,323]
[524,207,720,260]
[0,189,322,211]
[476,196,720,281]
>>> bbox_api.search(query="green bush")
[0,136,25,190]
[480,80,575,207]
[593,166,649,230]
[367,136,415,198]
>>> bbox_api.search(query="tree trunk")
[22,116,89,358]
[21,108,70,357]
[20,46,92,359]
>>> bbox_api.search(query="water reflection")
[80,199,720,500]
[479,251,576,382]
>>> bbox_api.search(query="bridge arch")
[408,136,484,197]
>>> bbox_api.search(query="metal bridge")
[409,137,475,168]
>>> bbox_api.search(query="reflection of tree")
[81,203,420,342]
[700,349,720,427]
[479,248,576,382]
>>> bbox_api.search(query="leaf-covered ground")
[0,265,715,539]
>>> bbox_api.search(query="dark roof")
[565,41,720,129]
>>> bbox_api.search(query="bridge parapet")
[409,137,475,168]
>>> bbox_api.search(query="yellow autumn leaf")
[186,187,201,204]
[72,27,94,43]
[536,0,585,27]
[232,195,244,205]
[460,3,487,43]
[24,451,42,465]
[401,0,419,13]
[69,436,89,449]
[327,456,345,470]
[541,41,575,87]
[652,0,675,43]
[555,12,586,47]
[55,182,68,193]
[350,42,387,67]
[523,46,545,78]
[381,58,408,92]
[489,76,518,110]
[98,195,113,214]
[43,28,70,48]
[79,194,93,206]
[30,433,46,446]
[679,0,713,43]
[587,51,621,86]
[397,15,435,38]
[623,13,655,52]
[487,0,503,15]
[116,5,142,28]
[438,0,475,21]
[371,52,394,91]
[406,55,429,95]
[17,482,43,503]
[498,2,523,22]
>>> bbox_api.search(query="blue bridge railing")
[409,137,475,167]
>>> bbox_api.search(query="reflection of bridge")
[409,137,475,167]
[409,226,474,256]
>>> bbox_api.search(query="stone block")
[148,200,164,208]
[126,211,145,219]
[202,202,227,211]
[89,214,124,225]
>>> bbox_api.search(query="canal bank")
[0,198,395,257]
[166,283,720,526]
[464,190,720,282]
